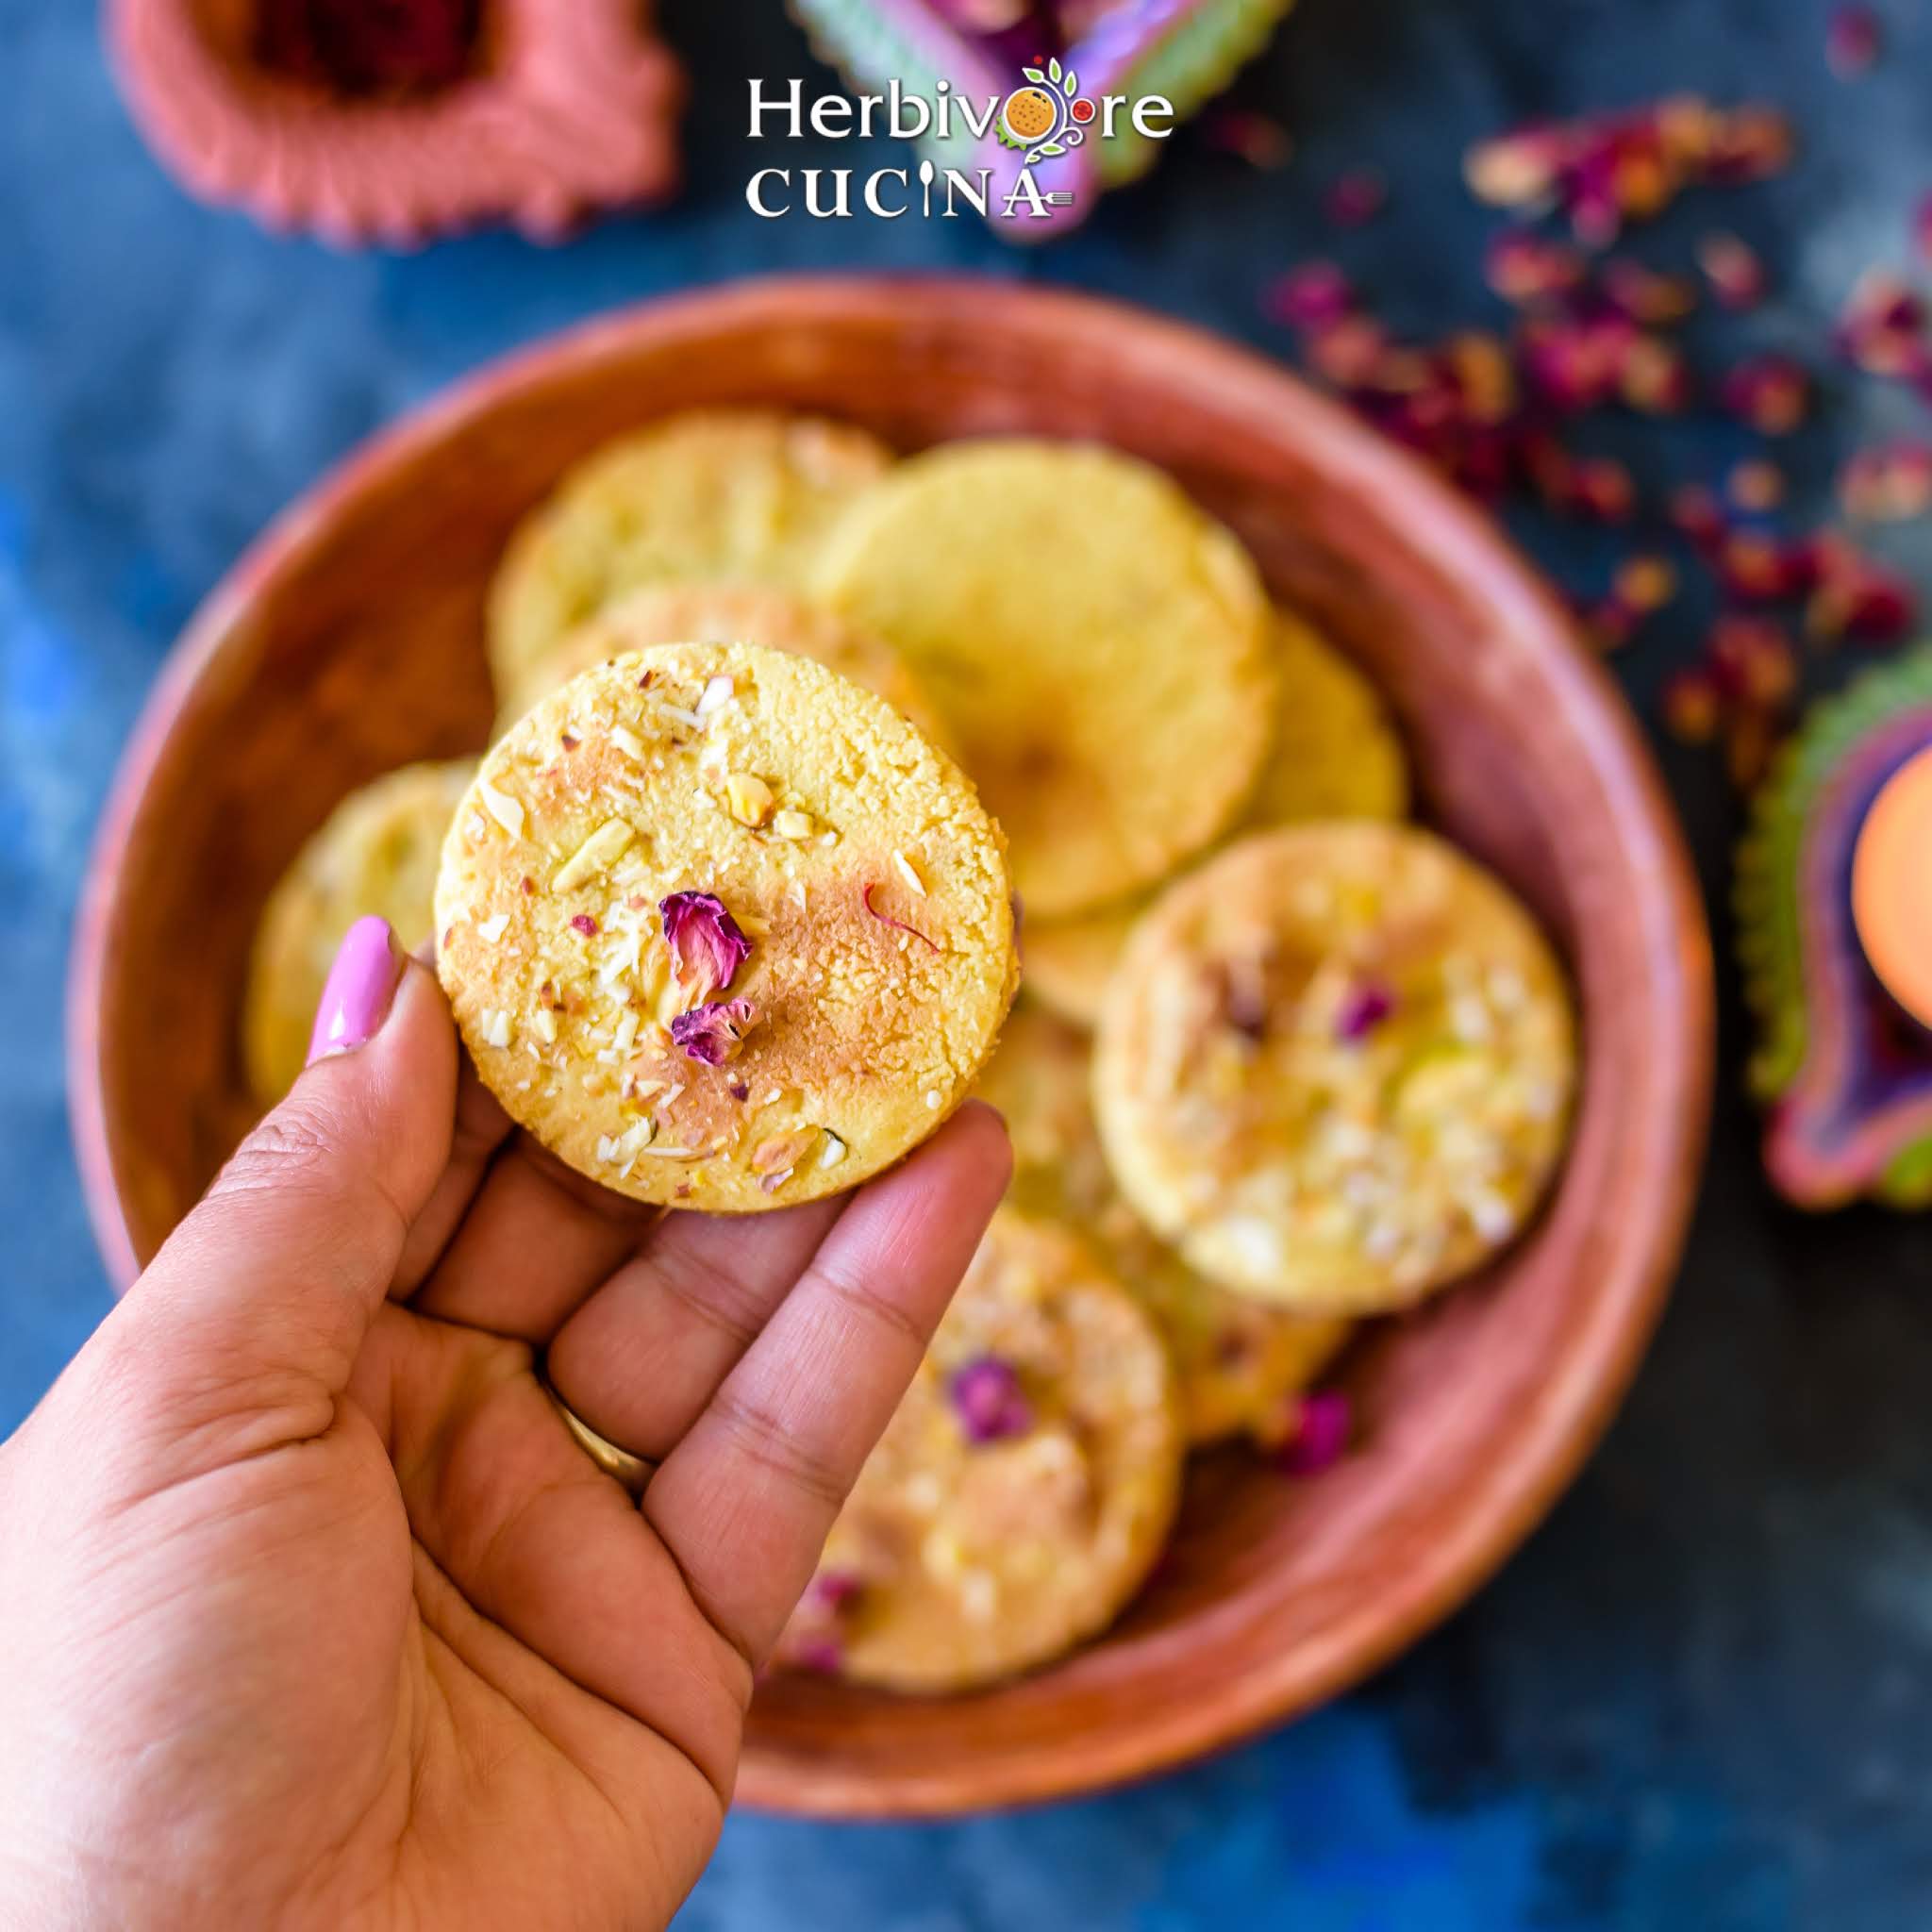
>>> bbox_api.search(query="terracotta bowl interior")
[71,277,1711,1820]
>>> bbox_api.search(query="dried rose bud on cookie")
[978,1004,1351,1447]
[1093,824,1576,1312]
[243,758,475,1102]
[435,641,1017,1213]
[773,1212,1182,1691]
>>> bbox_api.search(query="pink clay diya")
[108,0,684,247]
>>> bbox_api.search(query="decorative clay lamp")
[108,0,684,247]
[1739,647,1932,1206]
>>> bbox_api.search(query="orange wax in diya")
[1851,745,1932,1027]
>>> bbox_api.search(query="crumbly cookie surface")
[774,1211,1181,1692]
[436,641,1017,1213]
[1093,825,1575,1311]
[813,439,1276,918]
[243,759,475,1101]
[495,581,948,752]
[979,1005,1350,1445]
[487,410,894,695]
[1024,608,1409,1029]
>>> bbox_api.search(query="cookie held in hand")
[436,641,1018,1212]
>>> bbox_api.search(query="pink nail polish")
[307,916,405,1067]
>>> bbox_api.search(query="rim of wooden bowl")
[66,275,1714,1817]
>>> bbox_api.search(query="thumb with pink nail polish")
[307,914,405,1067]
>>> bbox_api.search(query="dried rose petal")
[1265,260,1354,332]
[1278,1390,1351,1476]
[569,913,598,937]
[787,1636,843,1674]
[1324,169,1387,228]
[1336,980,1395,1041]
[1717,531,1807,603]
[1697,231,1767,308]
[1805,543,1918,642]
[1516,312,1633,414]
[1727,459,1786,512]
[1701,105,1795,185]
[669,996,758,1066]
[1484,231,1585,304]
[948,1357,1032,1443]
[1464,126,1562,209]
[1840,443,1932,522]
[1719,355,1810,434]
[1836,271,1928,377]
[1581,595,1637,652]
[1826,5,1882,78]
[1668,484,1728,553]
[1571,458,1637,524]
[659,891,752,1002]
[1601,258,1695,325]
[1307,315,1392,387]
[1709,616,1799,705]
[1661,668,1723,742]
[808,1570,865,1614]
[1615,554,1677,612]
[1619,334,1692,414]
[861,881,941,954]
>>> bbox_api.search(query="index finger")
[641,1102,1011,1665]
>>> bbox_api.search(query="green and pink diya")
[1740,645,1932,1208]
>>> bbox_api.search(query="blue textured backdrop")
[6,1,1932,1925]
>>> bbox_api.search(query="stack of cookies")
[241,409,1577,1695]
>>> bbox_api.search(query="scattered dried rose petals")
[1728,459,1787,512]
[1336,980,1395,1041]
[1803,535,1918,641]
[1826,5,1882,78]
[948,1357,1032,1443]
[1697,231,1767,308]
[1840,443,1932,521]
[1719,354,1810,434]
[1463,99,1793,246]
[669,997,758,1066]
[1278,1390,1352,1475]
[659,891,752,1003]
[1324,169,1387,228]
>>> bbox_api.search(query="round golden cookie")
[774,1211,1182,1692]
[494,582,948,752]
[978,1004,1350,1445]
[242,759,475,1102]
[435,641,1018,1213]
[487,410,895,697]
[1093,825,1575,1312]
[1024,608,1409,1029]
[813,439,1276,918]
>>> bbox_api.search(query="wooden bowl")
[68,276,1713,1818]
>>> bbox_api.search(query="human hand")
[0,918,1009,1930]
